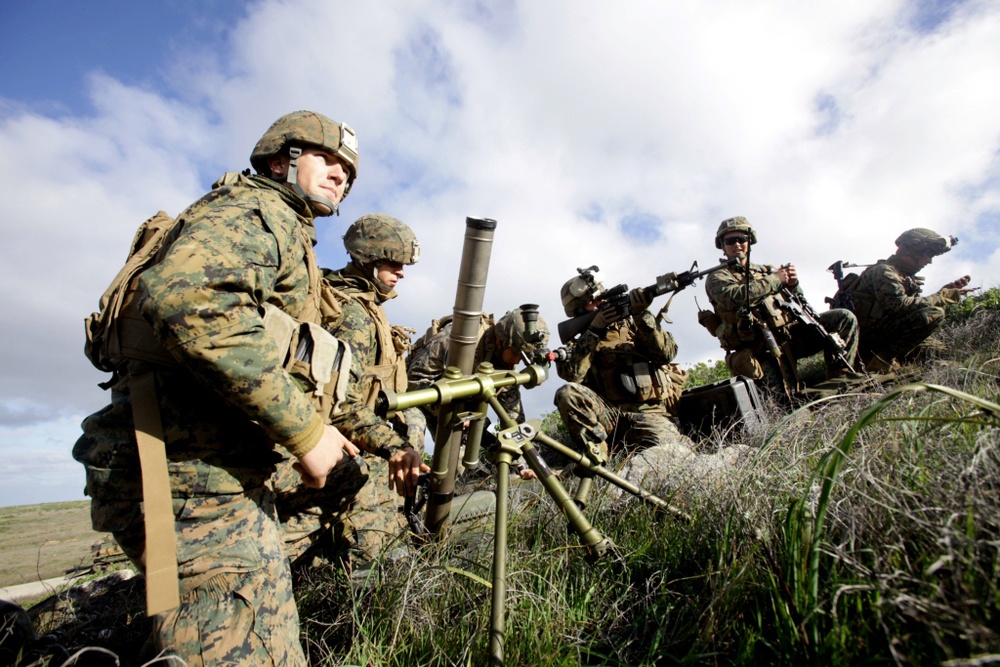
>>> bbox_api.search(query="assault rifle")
[557,258,738,344]
[776,285,857,373]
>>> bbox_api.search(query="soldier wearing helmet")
[74,111,361,665]
[850,228,973,371]
[250,109,359,216]
[273,213,427,568]
[704,216,859,399]
[407,307,550,480]
[553,264,696,472]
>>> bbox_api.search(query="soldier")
[850,228,973,371]
[406,307,549,478]
[704,216,859,399]
[273,213,428,567]
[554,266,692,466]
[73,111,360,666]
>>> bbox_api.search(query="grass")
[9,295,1000,666]
[0,501,110,586]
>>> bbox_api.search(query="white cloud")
[1,0,998,504]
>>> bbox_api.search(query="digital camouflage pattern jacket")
[851,255,962,328]
[74,172,330,503]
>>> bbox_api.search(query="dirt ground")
[0,501,108,586]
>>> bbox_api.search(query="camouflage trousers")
[554,382,684,459]
[272,453,408,567]
[860,305,946,362]
[98,486,306,667]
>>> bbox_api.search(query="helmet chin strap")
[286,146,339,217]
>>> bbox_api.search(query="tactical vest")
[348,289,412,407]
[585,324,687,412]
[709,265,795,350]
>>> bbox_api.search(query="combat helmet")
[895,228,958,257]
[715,216,758,249]
[250,110,359,215]
[344,214,420,266]
[561,266,606,317]
[495,307,550,356]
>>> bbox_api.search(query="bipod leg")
[573,475,594,510]
[531,429,693,523]
[489,445,512,667]
[490,414,613,558]
[571,435,607,510]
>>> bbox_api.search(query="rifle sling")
[130,369,181,616]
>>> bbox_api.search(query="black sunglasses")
[723,235,750,246]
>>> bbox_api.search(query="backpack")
[84,211,181,380]
[826,271,862,312]
[408,312,495,363]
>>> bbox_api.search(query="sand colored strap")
[131,370,180,615]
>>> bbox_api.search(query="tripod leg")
[489,449,511,666]
[516,435,613,556]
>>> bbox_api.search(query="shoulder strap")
[130,367,180,616]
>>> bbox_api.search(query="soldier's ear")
[268,154,290,179]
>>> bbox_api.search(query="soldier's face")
[721,232,750,261]
[270,147,350,214]
[377,261,405,289]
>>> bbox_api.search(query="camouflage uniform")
[554,309,686,458]
[273,260,422,565]
[705,261,858,392]
[73,111,359,666]
[851,230,962,364]
[704,216,858,397]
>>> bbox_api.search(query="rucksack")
[408,312,495,363]
[826,271,862,312]
[84,211,181,381]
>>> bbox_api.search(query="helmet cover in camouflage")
[560,267,606,317]
[895,228,957,257]
[494,307,550,355]
[344,213,420,265]
[250,110,359,196]
[715,216,758,249]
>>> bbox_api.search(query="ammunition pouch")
[597,352,686,408]
[262,303,352,420]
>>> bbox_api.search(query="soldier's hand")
[388,446,429,497]
[627,286,653,315]
[775,263,798,287]
[942,275,972,292]
[590,301,624,330]
[294,425,360,489]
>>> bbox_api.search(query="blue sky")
[1,0,998,507]
[2,1,228,110]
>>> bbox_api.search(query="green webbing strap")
[130,370,180,616]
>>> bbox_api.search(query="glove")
[590,301,625,330]
[628,286,653,315]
